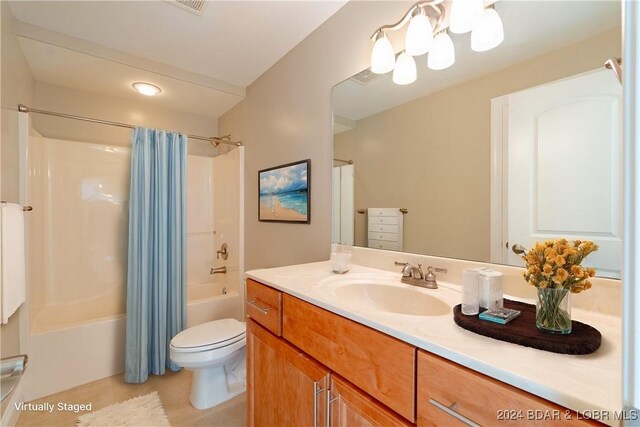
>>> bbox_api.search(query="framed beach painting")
[259,159,310,223]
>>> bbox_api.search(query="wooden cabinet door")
[247,319,330,427]
[328,375,414,427]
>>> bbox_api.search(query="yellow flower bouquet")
[522,239,598,334]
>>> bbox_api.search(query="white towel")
[1,203,26,324]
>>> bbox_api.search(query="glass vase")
[535,287,572,334]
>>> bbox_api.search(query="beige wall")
[32,82,218,155]
[1,2,35,358]
[334,28,621,262]
[219,1,415,270]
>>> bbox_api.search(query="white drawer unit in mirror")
[368,208,403,251]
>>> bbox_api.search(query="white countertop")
[246,261,622,425]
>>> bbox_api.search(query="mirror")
[332,1,622,278]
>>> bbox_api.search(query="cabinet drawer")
[246,279,282,336]
[368,232,399,242]
[368,208,399,217]
[283,294,416,422]
[368,223,399,233]
[368,239,402,250]
[417,351,600,426]
[368,216,398,225]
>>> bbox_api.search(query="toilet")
[170,318,246,410]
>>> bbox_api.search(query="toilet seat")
[170,318,246,353]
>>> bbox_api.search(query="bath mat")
[77,391,171,427]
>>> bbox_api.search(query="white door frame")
[623,0,640,416]
[489,95,509,265]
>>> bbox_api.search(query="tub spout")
[210,266,226,275]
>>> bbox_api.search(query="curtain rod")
[18,104,243,147]
[333,158,353,164]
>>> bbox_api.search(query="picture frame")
[258,159,310,224]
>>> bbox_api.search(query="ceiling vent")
[350,68,383,85]
[166,0,208,16]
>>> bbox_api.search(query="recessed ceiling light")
[132,82,161,96]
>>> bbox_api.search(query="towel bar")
[0,201,32,212]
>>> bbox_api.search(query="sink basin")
[315,275,450,317]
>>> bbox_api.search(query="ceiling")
[333,1,621,123]
[18,37,244,118]
[8,0,347,119]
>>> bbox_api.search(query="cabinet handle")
[313,380,324,427]
[247,300,270,315]
[429,398,481,427]
[325,388,339,427]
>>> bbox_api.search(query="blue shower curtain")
[125,127,187,384]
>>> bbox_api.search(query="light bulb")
[371,32,395,74]
[471,7,504,52]
[450,0,484,34]
[392,51,417,85]
[405,9,434,56]
[132,82,161,96]
[428,32,455,70]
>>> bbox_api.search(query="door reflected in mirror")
[332,1,622,278]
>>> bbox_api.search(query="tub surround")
[246,247,622,425]
[22,290,242,402]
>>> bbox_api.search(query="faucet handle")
[424,266,447,288]
[395,261,412,277]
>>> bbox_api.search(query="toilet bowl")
[170,318,246,410]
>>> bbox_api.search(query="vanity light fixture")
[369,0,504,84]
[371,32,396,74]
[132,82,162,96]
[405,7,434,56]
[393,51,418,85]
[471,5,504,52]
[428,30,456,70]
[449,0,484,34]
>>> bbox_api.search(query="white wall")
[219,1,414,271]
[1,1,35,358]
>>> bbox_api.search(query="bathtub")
[23,282,243,402]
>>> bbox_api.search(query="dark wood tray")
[453,299,601,355]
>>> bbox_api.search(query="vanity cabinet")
[246,279,599,427]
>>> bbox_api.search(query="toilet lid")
[171,319,246,351]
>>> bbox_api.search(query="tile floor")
[15,370,245,427]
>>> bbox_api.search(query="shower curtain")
[125,127,187,383]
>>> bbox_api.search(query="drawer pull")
[247,300,271,315]
[429,398,480,427]
[325,388,339,427]
[313,380,328,427]
[313,380,324,427]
